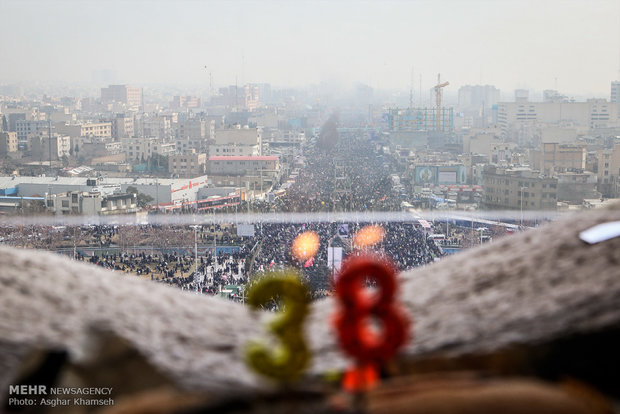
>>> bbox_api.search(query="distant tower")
[611,81,620,103]
[409,67,414,108]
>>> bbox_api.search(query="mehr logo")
[9,385,47,395]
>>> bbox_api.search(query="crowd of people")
[0,132,445,300]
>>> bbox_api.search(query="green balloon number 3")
[245,271,311,382]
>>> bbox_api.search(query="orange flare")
[292,231,320,261]
[353,225,385,248]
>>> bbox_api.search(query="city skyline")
[0,0,619,97]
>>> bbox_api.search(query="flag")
[304,257,314,267]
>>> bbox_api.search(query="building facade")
[55,122,112,140]
[611,81,620,103]
[122,137,175,162]
[15,120,49,148]
[530,143,586,176]
[46,191,138,216]
[498,99,619,139]
[597,144,620,197]
[100,85,142,108]
[207,155,278,176]
[169,150,207,178]
[482,166,558,210]
[0,132,18,155]
[30,133,71,160]
[210,127,261,156]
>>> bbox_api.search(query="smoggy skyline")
[1,0,619,97]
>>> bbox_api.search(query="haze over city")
[3,1,620,411]
[1,0,619,97]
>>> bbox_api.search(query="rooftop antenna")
[409,67,414,108]
[419,74,422,107]
[204,66,214,97]
[241,53,245,86]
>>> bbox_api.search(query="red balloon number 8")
[334,256,409,368]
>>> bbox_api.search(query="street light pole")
[520,186,526,227]
[191,225,202,292]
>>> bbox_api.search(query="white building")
[210,126,261,156]
[0,175,210,207]
[121,137,175,162]
[498,99,619,140]
[458,85,500,111]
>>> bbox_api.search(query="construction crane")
[433,73,449,131]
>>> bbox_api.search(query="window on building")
[61,200,69,208]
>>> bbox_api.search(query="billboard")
[415,166,436,184]
[415,165,466,185]
[328,246,343,272]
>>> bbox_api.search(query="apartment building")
[46,191,138,216]
[169,150,207,178]
[30,133,71,160]
[530,143,586,176]
[597,144,620,197]
[498,99,619,139]
[207,155,279,191]
[611,81,620,103]
[122,137,175,161]
[207,155,278,175]
[136,115,171,140]
[0,132,18,155]
[556,172,599,204]
[108,115,134,140]
[100,85,142,108]
[210,126,261,156]
[482,165,558,210]
[15,120,49,148]
[170,96,201,109]
[55,122,112,139]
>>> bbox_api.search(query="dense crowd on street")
[0,133,444,300]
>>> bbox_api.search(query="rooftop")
[208,156,278,161]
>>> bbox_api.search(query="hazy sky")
[1,0,619,96]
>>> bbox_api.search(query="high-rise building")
[458,85,500,111]
[497,99,619,139]
[610,81,620,103]
[170,96,202,110]
[101,85,142,108]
